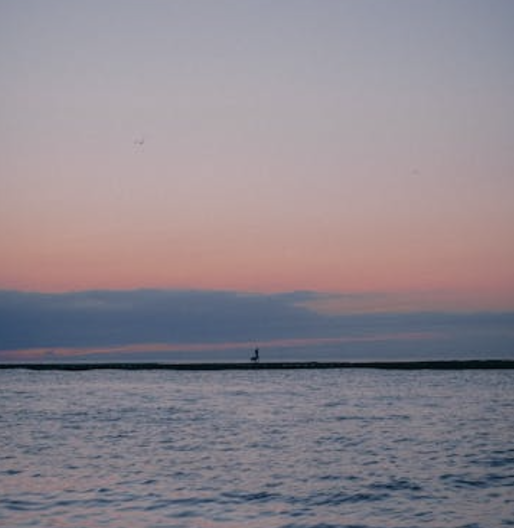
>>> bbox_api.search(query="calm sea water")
[1,368,513,528]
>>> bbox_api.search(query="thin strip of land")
[0,360,513,370]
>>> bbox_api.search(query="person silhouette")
[251,348,260,363]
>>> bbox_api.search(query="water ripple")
[1,369,513,528]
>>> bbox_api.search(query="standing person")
[251,348,260,362]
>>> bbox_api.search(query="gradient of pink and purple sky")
[1,0,514,316]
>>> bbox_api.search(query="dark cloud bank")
[0,290,513,362]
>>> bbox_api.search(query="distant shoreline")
[1,360,513,371]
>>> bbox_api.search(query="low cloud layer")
[0,289,513,361]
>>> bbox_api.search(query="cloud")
[0,289,325,349]
[0,289,513,361]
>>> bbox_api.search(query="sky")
[1,1,513,361]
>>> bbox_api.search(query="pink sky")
[1,1,513,313]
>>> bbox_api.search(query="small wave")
[5,499,50,512]
[439,473,506,489]
[2,468,22,476]
[221,490,281,504]
[280,523,368,528]
[369,478,423,492]
[296,491,390,507]
[335,414,410,421]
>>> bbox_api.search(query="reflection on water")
[1,369,513,527]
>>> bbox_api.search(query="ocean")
[1,368,513,528]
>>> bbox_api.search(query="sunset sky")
[1,1,513,360]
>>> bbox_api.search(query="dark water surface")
[1,369,513,527]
